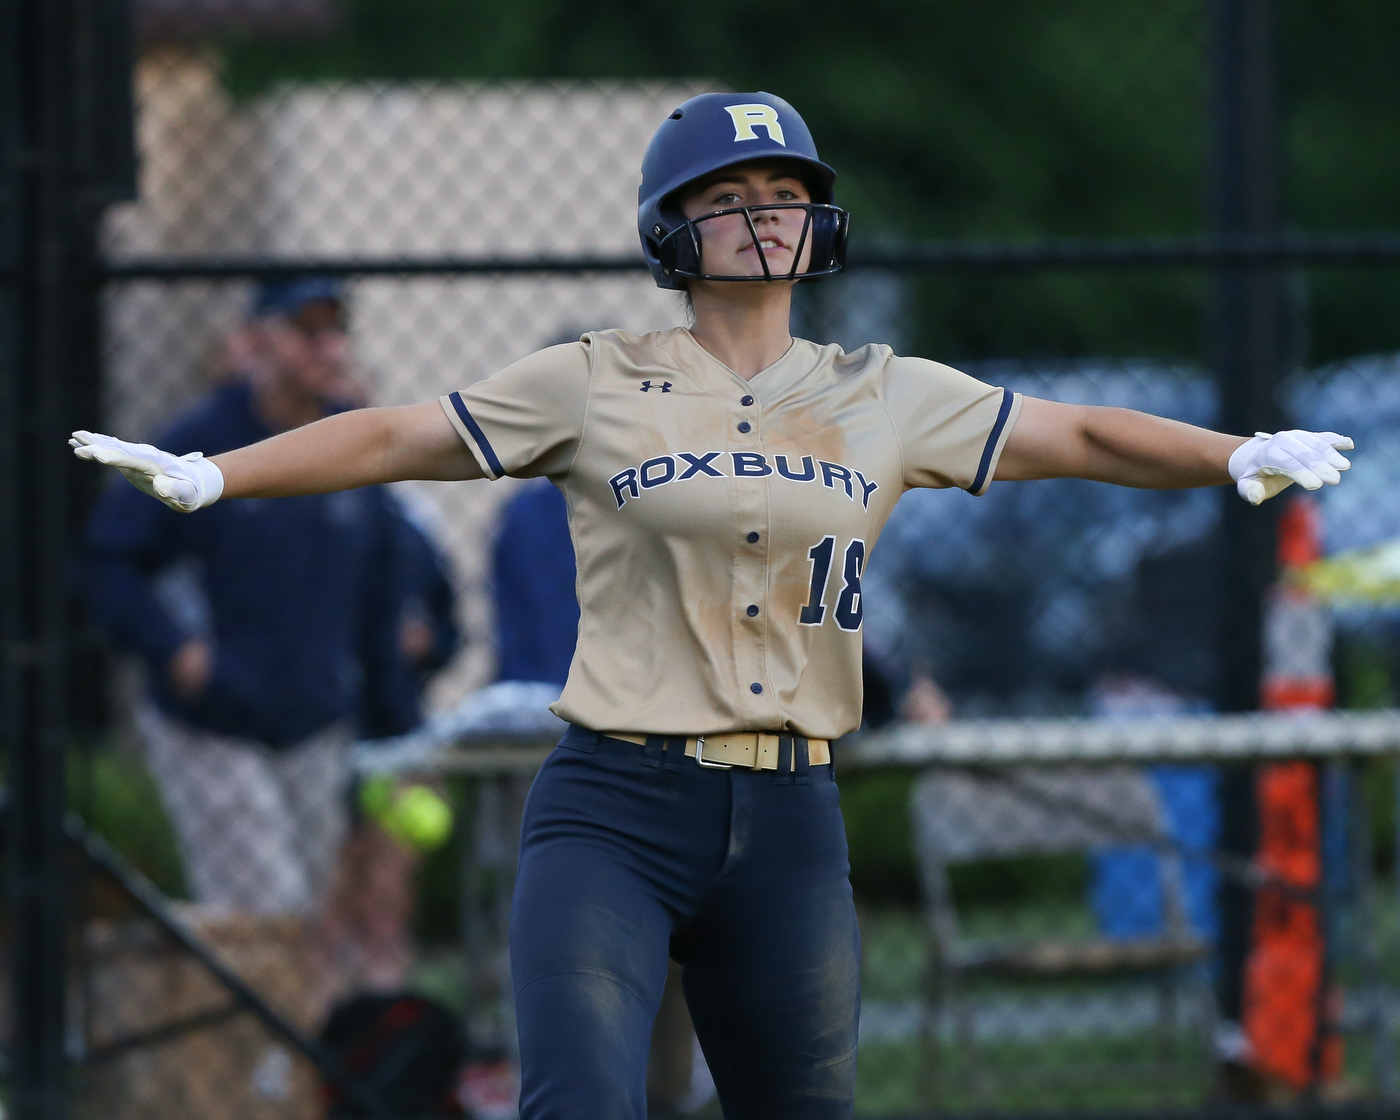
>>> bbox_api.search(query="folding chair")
[910,765,1211,1108]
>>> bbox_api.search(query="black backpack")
[319,993,466,1118]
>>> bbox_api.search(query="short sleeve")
[882,356,1021,494]
[438,341,592,480]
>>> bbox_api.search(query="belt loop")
[774,734,793,786]
[663,736,684,771]
[795,736,811,785]
[561,724,600,753]
[642,735,664,769]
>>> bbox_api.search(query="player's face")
[680,162,815,280]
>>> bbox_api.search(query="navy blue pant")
[510,726,861,1119]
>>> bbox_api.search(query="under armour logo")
[640,380,672,393]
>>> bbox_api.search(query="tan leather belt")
[603,731,830,770]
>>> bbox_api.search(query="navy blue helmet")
[638,92,849,290]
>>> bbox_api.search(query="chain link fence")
[13,20,1400,1120]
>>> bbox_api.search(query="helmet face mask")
[638,92,849,291]
[657,202,850,283]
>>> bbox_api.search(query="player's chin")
[735,248,798,278]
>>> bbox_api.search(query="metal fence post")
[1209,0,1286,1046]
[2,2,132,1117]
[3,0,79,1113]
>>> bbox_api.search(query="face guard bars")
[658,203,849,283]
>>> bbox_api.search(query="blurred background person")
[85,275,424,1014]
[391,495,462,695]
[492,478,579,689]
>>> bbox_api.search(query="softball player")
[75,91,1352,1118]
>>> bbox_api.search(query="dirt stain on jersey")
[764,392,851,466]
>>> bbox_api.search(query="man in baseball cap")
[85,274,421,1012]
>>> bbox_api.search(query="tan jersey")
[440,327,1020,739]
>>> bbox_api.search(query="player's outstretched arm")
[72,402,481,512]
[213,402,480,495]
[996,396,1352,504]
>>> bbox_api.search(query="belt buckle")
[693,736,732,769]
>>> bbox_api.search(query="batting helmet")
[638,92,849,290]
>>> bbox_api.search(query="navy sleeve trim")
[969,387,1014,495]
[448,391,505,478]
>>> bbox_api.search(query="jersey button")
[741,395,755,406]
[750,682,764,694]
[746,531,760,543]
[746,604,759,617]
[737,421,751,433]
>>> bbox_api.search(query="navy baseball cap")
[252,275,344,319]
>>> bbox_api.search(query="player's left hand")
[70,430,224,513]
[1227,429,1353,506]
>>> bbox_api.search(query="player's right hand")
[70,430,225,513]
[1227,429,1353,506]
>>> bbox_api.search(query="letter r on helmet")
[725,104,786,146]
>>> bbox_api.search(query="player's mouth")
[742,235,789,254]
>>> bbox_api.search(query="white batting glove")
[1227,430,1353,506]
[70,431,224,513]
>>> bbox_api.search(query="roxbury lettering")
[609,452,879,511]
